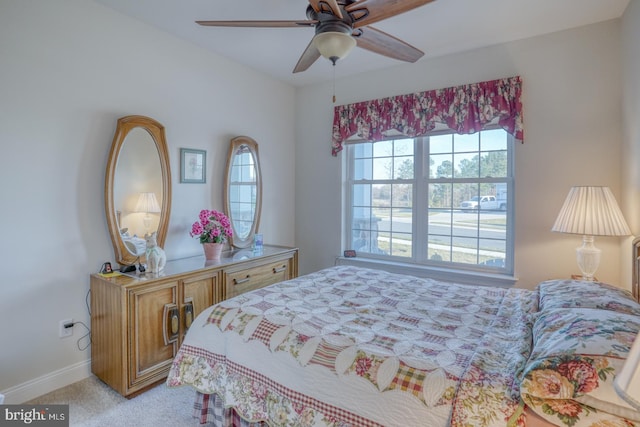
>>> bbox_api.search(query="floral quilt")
[167,266,538,426]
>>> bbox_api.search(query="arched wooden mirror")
[105,115,171,266]
[224,136,262,248]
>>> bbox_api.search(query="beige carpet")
[26,376,198,426]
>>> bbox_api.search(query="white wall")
[621,0,640,285]
[0,0,295,401]
[295,19,627,290]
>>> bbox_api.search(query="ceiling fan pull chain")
[332,63,336,103]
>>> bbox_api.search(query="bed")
[166,265,640,426]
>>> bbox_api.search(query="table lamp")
[552,186,630,281]
[135,192,161,234]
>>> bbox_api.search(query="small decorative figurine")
[144,232,166,273]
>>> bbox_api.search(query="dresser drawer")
[225,260,290,298]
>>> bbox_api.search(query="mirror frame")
[224,136,262,248]
[105,115,172,266]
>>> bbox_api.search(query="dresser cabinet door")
[128,281,179,389]
[181,273,220,340]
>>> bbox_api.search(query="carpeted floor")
[26,376,198,426]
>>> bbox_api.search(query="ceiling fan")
[196,0,436,73]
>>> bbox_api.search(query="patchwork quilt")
[167,266,537,426]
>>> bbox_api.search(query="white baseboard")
[1,359,92,404]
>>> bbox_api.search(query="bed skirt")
[194,392,267,427]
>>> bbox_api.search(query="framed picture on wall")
[180,148,206,183]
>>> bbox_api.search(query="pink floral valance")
[331,76,523,156]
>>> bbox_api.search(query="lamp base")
[576,235,601,281]
[142,214,153,235]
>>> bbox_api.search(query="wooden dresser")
[90,245,298,397]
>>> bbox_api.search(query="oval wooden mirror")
[224,136,262,248]
[105,115,172,266]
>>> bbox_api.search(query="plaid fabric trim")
[388,361,426,399]
[248,318,280,347]
[207,306,234,327]
[179,345,382,427]
[194,391,268,426]
[397,315,420,326]
[369,334,398,350]
[308,340,348,372]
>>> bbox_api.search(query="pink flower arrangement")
[190,209,233,244]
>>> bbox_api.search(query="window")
[346,128,513,274]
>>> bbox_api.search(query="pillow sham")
[537,279,640,316]
[521,307,640,426]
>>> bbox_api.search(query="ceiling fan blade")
[196,20,316,28]
[346,0,435,28]
[308,0,343,19]
[355,26,424,63]
[293,39,322,73]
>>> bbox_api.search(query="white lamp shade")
[135,192,161,213]
[615,333,640,411]
[552,186,630,236]
[314,32,357,61]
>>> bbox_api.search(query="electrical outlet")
[59,319,73,338]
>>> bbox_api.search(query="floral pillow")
[521,307,640,426]
[537,279,640,316]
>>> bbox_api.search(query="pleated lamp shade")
[552,186,630,281]
[135,192,161,214]
[552,186,630,236]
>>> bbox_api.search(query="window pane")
[480,129,507,151]
[354,158,372,180]
[389,232,412,257]
[353,142,373,158]
[454,152,479,178]
[394,138,414,156]
[429,182,453,209]
[391,183,412,207]
[454,133,479,152]
[430,154,452,178]
[373,140,393,157]
[352,184,372,207]
[373,158,392,180]
[455,182,478,210]
[430,134,452,154]
[373,184,391,208]
[394,156,414,180]
[452,237,478,264]
[480,150,507,178]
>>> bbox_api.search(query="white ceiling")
[94,0,630,87]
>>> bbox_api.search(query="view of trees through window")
[347,129,512,272]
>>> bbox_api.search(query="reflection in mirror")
[224,136,262,248]
[105,116,171,266]
[114,129,162,256]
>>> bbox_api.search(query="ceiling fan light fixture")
[314,31,357,64]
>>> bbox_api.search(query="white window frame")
[342,128,515,285]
